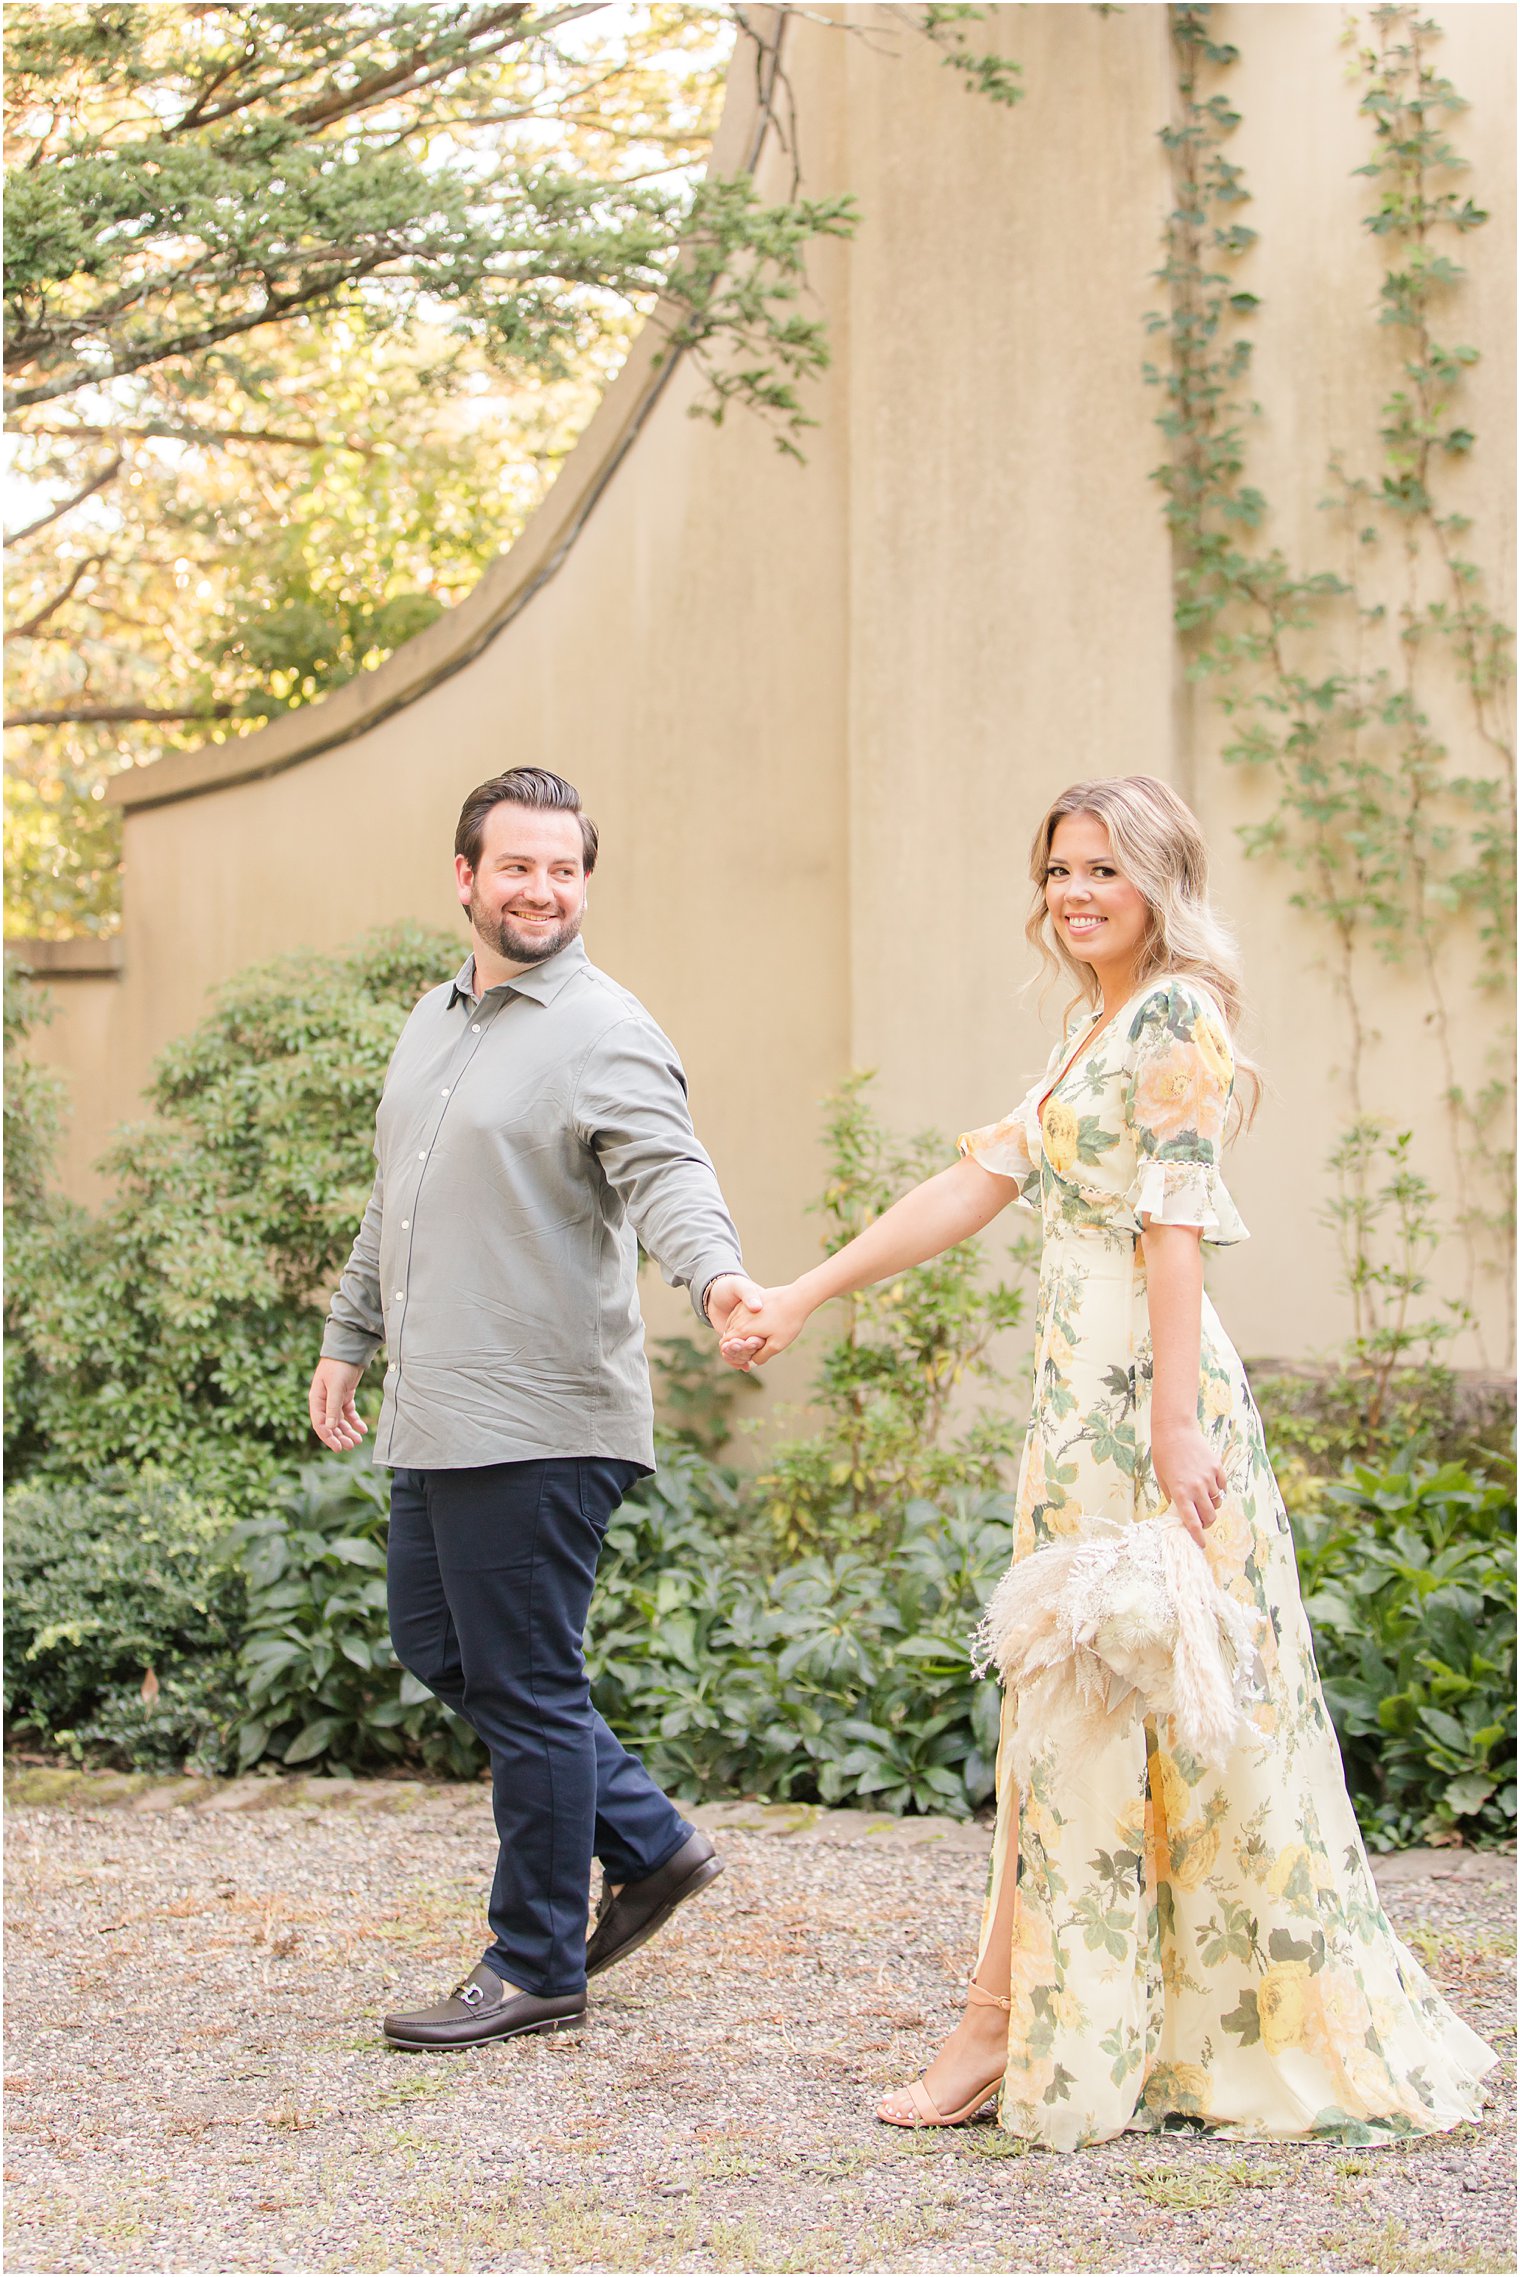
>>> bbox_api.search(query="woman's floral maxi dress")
[957,976,1496,2152]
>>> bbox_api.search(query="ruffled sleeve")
[1123,981,1249,1247]
[957,1089,1040,1202]
[956,1025,1082,1205]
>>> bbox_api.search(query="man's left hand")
[703,1274,767,1367]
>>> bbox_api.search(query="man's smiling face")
[455,801,587,972]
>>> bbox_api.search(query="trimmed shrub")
[233,1452,482,1777]
[1292,1460,1516,1848]
[4,961,85,1476]
[224,1442,1008,1818]
[589,1474,1007,1814]
[3,1469,245,1771]
[13,1444,1514,1849]
[8,940,1512,1845]
[1253,1362,1516,1511]
[6,923,459,1506]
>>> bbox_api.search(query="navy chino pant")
[388,1458,693,1995]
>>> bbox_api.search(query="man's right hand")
[718,1281,810,1369]
[309,1357,368,1452]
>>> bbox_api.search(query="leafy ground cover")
[6,1437,1513,1846]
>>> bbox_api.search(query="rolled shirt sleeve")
[321,1166,387,1366]
[574,1014,744,1321]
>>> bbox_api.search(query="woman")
[722,776,1496,2151]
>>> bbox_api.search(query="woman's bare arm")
[1142,1222,1227,1545]
[719,1155,1015,1365]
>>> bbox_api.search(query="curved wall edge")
[108,8,786,816]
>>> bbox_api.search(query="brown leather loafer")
[584,1829,724,1979]
[383,1962,586,2050]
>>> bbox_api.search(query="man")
[309,767,763,2050]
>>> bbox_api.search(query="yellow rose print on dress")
[954,974,1495,2149]
[1310,1970,1374,2058]
[1142,2063,1213,2116]
[1114,1793,1147,1850]
[1266,1842,1316,1906]
[1168,1821,1221,1890]
[1256,1961,1313,2055]
[1047,1985,1091,2032]
[1194,1013,1234,1094]
[1018,1783,1060,1858]
[1042,1097,1081,1174]
[1008,1902,1056,1997]
[1153,1749,1195,1833]
[1203,1370,1235,1422]
[1203,1501,1252,1593]
[1132,1038,1212,1144]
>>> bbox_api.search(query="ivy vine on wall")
[1145,1,1516,1371]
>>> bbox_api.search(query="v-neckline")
[1035,985,1145,1127]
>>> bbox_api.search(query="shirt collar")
[449,933,590,1010]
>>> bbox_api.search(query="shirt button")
[400,1219,410,1231]
[418,1150,426,1160]
[471,1023,481,1033]
[394,1290,404,1302]
[441,1087,449,1097]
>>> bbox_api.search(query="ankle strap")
[967,1977,1012,2012]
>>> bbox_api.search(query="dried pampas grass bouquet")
[972,1511,1264,1781]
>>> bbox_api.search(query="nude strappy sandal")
[875,1979,1011,2129]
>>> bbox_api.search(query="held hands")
[714,1281,811,1370]
[702,1274,770,1368]
[308,1357,367,1452]
[1151,1417,1227,1549]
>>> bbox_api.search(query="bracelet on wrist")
[701,1271,742,1324]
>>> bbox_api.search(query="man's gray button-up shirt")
[320,938,744,1471]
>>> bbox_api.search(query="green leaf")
[1419,1706,1471,1752]
[236,1719,273,1771]
[1442,1772,1497,1817]
[283,1717,341,1765]
[325,1538,387,1569]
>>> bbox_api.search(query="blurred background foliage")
[5,931,1514,1844]
[2,0,842,933]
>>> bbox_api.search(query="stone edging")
[4,1766,1513,1887]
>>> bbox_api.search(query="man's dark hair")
[454,769,598,875]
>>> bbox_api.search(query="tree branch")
[290,6,538,129]
[5,554,106,640]
[4,702,257,728]
[5,256,398,410]
[171,46,258,135]
[17,421,376,456]
[159,28,379,139]
[4,456,123,544]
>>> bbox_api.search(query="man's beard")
[470,891,584,967]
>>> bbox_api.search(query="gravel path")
[4,1770,1513,2275]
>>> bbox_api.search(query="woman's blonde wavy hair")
[1025,774,1262,1129]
